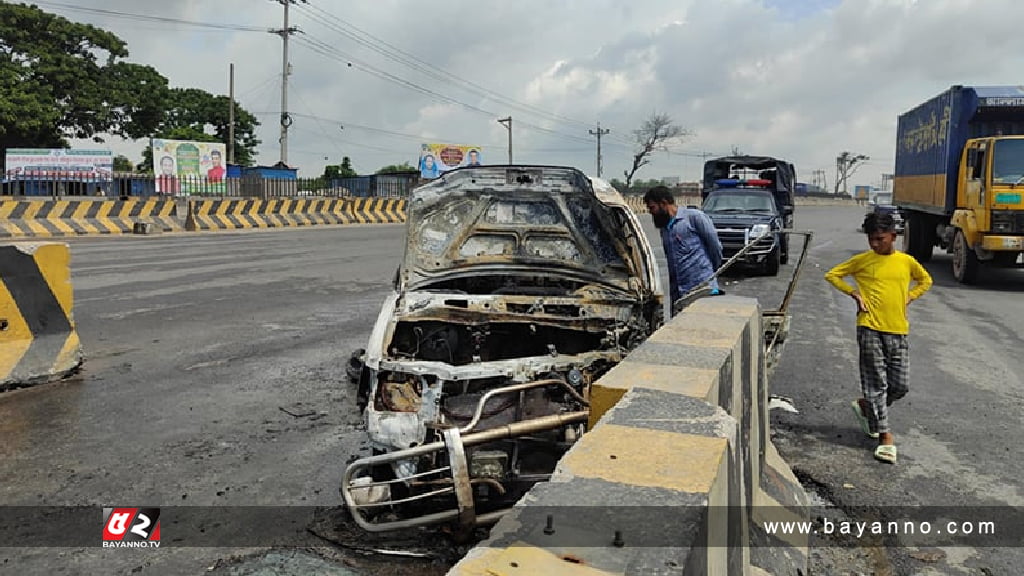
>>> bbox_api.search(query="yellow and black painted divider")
[186,198,351,231]
[348,197,405,224]
[0,199,183,237]
[185,197,407,231]
[0,242,83,390]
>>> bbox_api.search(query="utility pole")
[498,117,513,164]
[270,0,305,166]
[589,122,610,177]
[228,63,235,164]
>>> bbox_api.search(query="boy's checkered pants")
[857,326,909,435]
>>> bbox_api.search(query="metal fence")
[1,171,424,199]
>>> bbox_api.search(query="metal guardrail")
[672,229,814,375]
[2,173,421,199]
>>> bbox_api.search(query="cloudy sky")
[38,0,1024,189]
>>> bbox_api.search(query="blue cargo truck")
[895,85,1024,283]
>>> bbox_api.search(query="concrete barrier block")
[450,390,742,576]
[447,295,809,576]
[589,361,720,427]
[0,242,83,389]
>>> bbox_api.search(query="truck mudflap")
[341,378,590,533]
[672,229,813,377]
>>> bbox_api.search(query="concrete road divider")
[0,242,83,390]
[185,197,406,231]
[0,199,183,237]
[448,296,809,576]
[348,197,406,224]
[186,198,349,230]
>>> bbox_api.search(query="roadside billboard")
[417,143,483,179]
[151,138,227,195]
[4,148,113,181]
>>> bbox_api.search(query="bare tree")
[834,152,869,195]
[623,113,691,188]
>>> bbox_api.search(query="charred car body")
[342,166,663,532]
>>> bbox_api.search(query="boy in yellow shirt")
[825,212,932,463]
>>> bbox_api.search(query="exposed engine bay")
[342,167,663,533]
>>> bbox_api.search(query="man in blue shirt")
[643,186,723,314]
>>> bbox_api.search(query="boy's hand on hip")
[851,291,868,313]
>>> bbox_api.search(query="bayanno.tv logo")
[102,508,161,548]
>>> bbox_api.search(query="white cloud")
[35,0,1023,189]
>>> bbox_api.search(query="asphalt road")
[1,207,1021,575]
[721,207,1024,576]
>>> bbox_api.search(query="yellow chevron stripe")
[52,325,82,374]
[97,218,122,234]
[0,278,33,380]
[21,203,52,236]
[46,201,77,234]
[157,200,174,217]
[351,199,366,224]
[33,243,75,319]
[214,213,234,229]
[0,201,15,219]
[233,199,248,219]
[214,200,230,217]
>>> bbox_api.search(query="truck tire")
[903,213,934,263]
[952,229,979,284]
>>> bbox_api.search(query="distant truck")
[895,85,1024,283]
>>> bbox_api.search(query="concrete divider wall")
[186,197,406,231]
[448,296,809,576]
[0,242,83,390]
[0,196,408,237]
[0,199,183,237]
[185,198,351,230]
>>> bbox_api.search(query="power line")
[294,3,598,131]
[34,1,269,32]
[290,33,597,146]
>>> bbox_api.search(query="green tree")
[324,156,358,180]
[376,162,416,174]
[137,88,260,170]
[0,3,168,153]
[113,154,133,172]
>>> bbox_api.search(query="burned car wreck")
[342,166,663,532]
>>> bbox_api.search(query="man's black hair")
[863,212,896,234]
[643,185,675,205]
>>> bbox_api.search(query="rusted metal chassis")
[344,379,589,532]
[342,409,588,532]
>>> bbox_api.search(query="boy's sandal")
[874,444,897,464]
[851,400,880,439]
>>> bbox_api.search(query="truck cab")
[896,86,1024,283]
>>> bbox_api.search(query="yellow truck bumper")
[981,235,1024,251]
